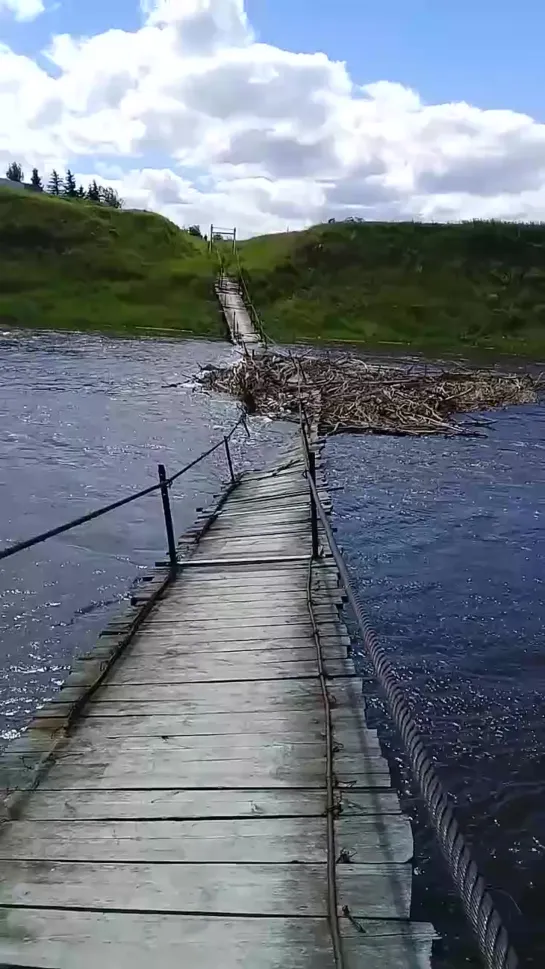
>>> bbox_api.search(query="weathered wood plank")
[161,589,343,603]
[146,603,313,619]
[18,788,401,821]
[110,658,352,684]
[0,861,413,918]
[0,816,411,865]
[114,645,341,664]
[0,860,331,914]
[58,711,327,739]
[37,696,325,719]
[105,620,319,636]
[38,761,389,792]
[125,615,317,629]
[104,633,349,652]
[0,911,336,969]
[41,736,384,769]
[85,677,360,705]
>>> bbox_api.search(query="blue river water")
[0,329,544,965]
[326,410,545,966]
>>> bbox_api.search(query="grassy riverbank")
[0,189,219,337]
[237,221,545,357]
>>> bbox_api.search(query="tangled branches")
[201,351,542,437]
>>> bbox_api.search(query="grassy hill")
[0,189,219,337]
[237,220,545,357]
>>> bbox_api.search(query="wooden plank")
[0,860,330,915]
[103,626,318,644]
[116,644,348,664]
[104,633,348,652]
[86,677,360,705]
[189,541,311,557]
[146,603,312,619]
[44,734,382,763]
[111,659,352,684]
[0,818,329,863]
[37,696,325,719]
[107,619,318,634]
[0,911,336,969]
[198,524,310,537]
[177,555,311,569]
[47,739,332,765]
[0,816,411,865]
[60,710,327,739]
[38,761,331,791]
[115,645,334,664]
[0,860,414,918]
[38,758,389,792]
[18,788,401,821]
[141,614,316,629]
[18,788,331,821]
[162,589,343,603]
[0,911,435,969]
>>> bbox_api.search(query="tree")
[101,186,122,209]
[188,225,202,238]
[76,185,86,199]
[87,180,101,203]
[30,168,43,191]
[6,162,24,182]
[48,170,62,196]
[63,169,77,198]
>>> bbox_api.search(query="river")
[0,330,544,966]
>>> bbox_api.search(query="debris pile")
[201,351,541,437]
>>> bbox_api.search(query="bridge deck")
[216,276,262,349]
[0,446,434,967]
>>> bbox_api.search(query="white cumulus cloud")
[0,0,44,21]
[1,0,545,234]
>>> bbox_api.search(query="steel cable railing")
[301,423,519,969]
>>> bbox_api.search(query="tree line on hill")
[5,162,123,209]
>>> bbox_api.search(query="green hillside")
[238,220,545,357]
[0,189,219,337]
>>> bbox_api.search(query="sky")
[1,0,545,235]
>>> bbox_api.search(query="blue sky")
[4,0,544,119]
[246,0,545,120]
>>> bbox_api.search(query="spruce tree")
[48,170,61,196]
[63,169,77,198]
[87,180,101,203]
[30,168,43,191]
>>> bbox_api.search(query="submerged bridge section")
[0,440,435,968]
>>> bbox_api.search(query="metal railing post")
[158,464,177,573]
[308,448,319,559]
[224,436,235,483]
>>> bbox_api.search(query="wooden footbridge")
[0,269,518,969]
[0,432,435,967]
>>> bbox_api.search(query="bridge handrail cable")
[299,416,519,969]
